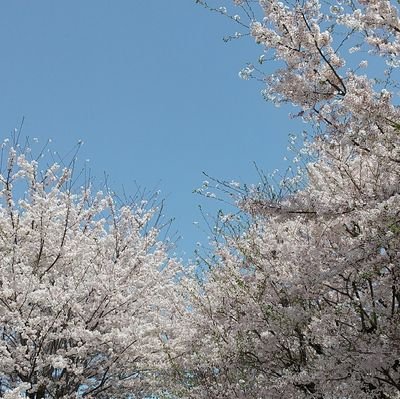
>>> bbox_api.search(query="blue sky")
[0,1,302,259]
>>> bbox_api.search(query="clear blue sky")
[0,1,302,259]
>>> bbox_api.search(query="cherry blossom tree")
[0,139,181,398]
[170,1,400,398]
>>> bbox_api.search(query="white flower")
[239,65,254,80]
[359,60,368,68]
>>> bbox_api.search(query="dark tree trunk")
[27,385,46,399]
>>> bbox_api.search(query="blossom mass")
[171,0,400,398]
[1,0,400,398]
[0,140,179,398]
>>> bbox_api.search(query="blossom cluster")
[168,1,400,398]
[0,142,182,398]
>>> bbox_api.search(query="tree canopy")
[169,1,400,398]
[0,140,181,398]
[1,1,400,398]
